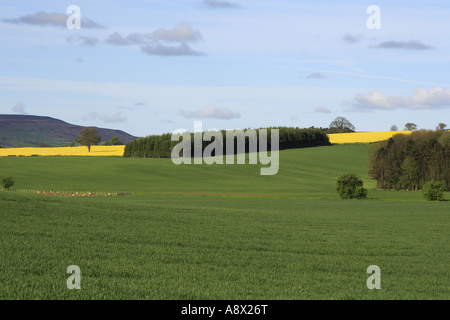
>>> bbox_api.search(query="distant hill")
[0,114,138,147]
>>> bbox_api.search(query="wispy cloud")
[106,23,202,46]
[152,23,203,42]
[141,43,204,56]
[349,87,450,111]
[12,101,27,114]
[66,35,100,47]
[104,23,205,56]
[182,105,241,119]
[105,32,145,46]
[314,106,331,113]
[201,0,241,9]
[370,40,434,50]
[86,111,127,123]
[3,11,104,29]
[283,66,449,87]
[342,33,363,44]
[306,72,326,79]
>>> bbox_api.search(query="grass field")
[1,144,449,299]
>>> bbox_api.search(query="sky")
[1,0,449,137]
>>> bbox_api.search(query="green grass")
[1,144,449,299]
[0,144,422,200]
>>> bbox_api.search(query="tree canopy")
[124,127,331,158]
[101,136,122,146]
[369,131,450,190]
[76,127,101,152]
[328,117,355,133]
[404,123,417,131]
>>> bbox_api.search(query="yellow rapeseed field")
[327,131,412,144]
[0,145,125,157]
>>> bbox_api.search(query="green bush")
[2,176,15,190]
[423,180,446,201]
[336,173,367,199]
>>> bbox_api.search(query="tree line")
[123,127,331,158]
[369,130,450,190]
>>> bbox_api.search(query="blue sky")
[1,0,449,137]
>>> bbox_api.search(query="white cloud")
[141,43,204,56]
[12,101,28,114]
[182,105,240,119]
[314,106,331,113]
[87,111,127,123]
[105,24,202,45]
[105,32,145,46]
[152,23,202,42]
[4,11,104,29]
[351,87,450,111]
[104,23,205,56]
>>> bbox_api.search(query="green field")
[1,144,449,299]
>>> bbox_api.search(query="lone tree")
[423,180,446,201]
[390,125,398,131]
[436,123,447,131]
[404,123,418,131]
[2,176,15,190]
[329,117,355,133]
[336,173,367,199]
[76,127,101,152]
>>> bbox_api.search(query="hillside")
[0,144,373,198]
[0,114,137,147]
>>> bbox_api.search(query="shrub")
[423,180,446,201]
[336,173,367,199]
[2,176,15,190]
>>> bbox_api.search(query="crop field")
[0,145,124,157]
[1,144,449,299]
[327,131,412,144]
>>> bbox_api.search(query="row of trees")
[390,122,447,132]
[123,127,331,158]
[369,130,450,190]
